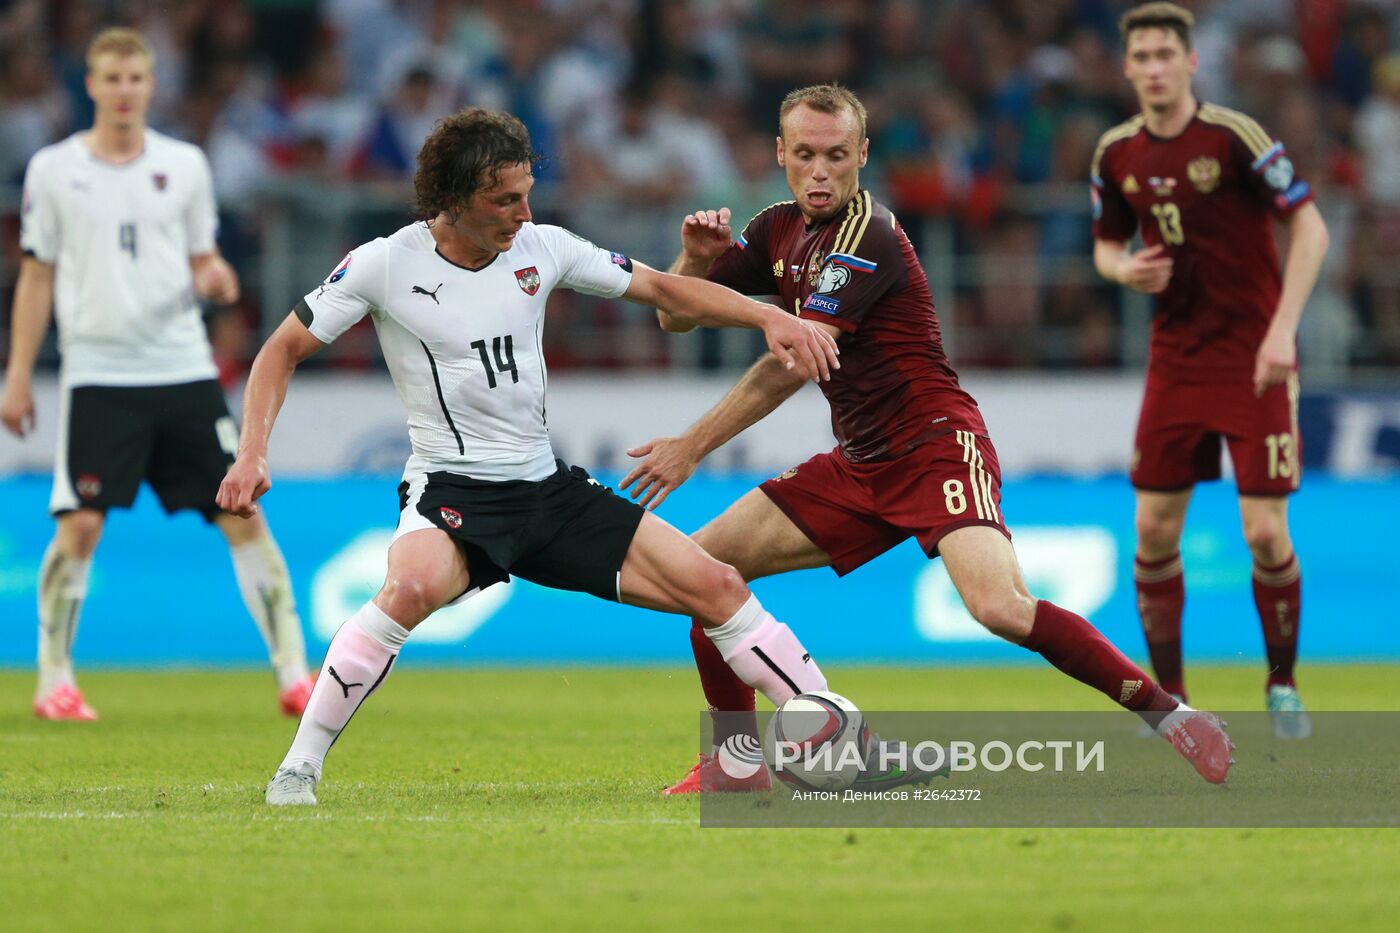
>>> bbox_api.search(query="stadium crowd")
[1,0,1397,374]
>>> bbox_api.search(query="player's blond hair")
[1119,2,1195,52]
[86,27,154,71]
[779,84,868,141]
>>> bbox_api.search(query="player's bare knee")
[699,559,748,606]
[967,590,1036,640]
[1135,513,1183,558]
[689,559,749,623]
[376,573,447,627]
[58,511,104,557]
[1242,519,1289,563]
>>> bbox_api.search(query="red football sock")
[690,619,757,748]
[1022,600,1178,720]
[1253,554,1301,688]
[1134,552,1187,701]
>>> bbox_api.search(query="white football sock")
[36,542,91,698]
[279,602,408,780]
[704,594,827,706]
[230,535,309,690]
[1154,700,1198,737]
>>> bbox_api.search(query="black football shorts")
[396,460,645,602]
[51,380,238,520]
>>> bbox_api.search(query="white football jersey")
[20,130,220,387]
[299,221,634,481]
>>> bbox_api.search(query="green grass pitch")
[3,664,1398,931]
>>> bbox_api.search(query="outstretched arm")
[625,262,838,381]
[1255,202,1329,396]
[619,348,817,509]
[216,313,324,517]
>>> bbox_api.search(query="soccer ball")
[763,691,871,792]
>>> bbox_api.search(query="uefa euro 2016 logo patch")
[327,253,352,284]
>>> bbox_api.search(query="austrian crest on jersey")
[515,266,540,295]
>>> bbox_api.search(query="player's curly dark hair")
[413,108,540,222]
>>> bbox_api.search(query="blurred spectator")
[966,218,1041,367]
[1356,54,1400,362]
[186,1,259,93]
[203,54,286,153]
[288,46,375,175]
[471,10,566,181]
[0,44,71,185]
[326,0,428,97]
[1234,34,1311,126]
[1277,88,1359,379]
[177,86,271,207]
[1330,3,1392,108]
[376,0,473,105]
[356,66,449,180]
[699,129,791,235]
[744,0,854,123]
[245,0,322,80]
[578,83,693,206]
[1184,0,1240,106]
[123,0,201,125]
[879,87,984,217]
[51,0,104,130]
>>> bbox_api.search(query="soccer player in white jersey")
[213,108,900,806]
[0,28,315,721]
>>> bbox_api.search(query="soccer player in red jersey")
[1090,3,1329,738]
[622,84,1235,790]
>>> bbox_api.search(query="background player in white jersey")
[0,28,314,721]
[214,108,871,806]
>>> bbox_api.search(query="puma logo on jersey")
[412,283,443,304]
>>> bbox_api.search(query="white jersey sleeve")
[184,150,219,255]
[537,225,633,298]
[297,240,389,343]
[19,151,60,263]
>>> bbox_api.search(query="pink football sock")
[704,595,827,705]
[279,603,407,779]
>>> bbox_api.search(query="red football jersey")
[1091,102,1313,381]
[707,190,986,462]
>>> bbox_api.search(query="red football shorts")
[759,429,1012,576]
[1131,371,1301,496]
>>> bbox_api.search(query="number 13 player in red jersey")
[1091,4,1330,738]
[623,84,1235,790]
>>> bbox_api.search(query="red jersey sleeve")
[798,193,905,334]
[1224,119,1314,218]
[1091,139,1138,242]
[705,208,780,296]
